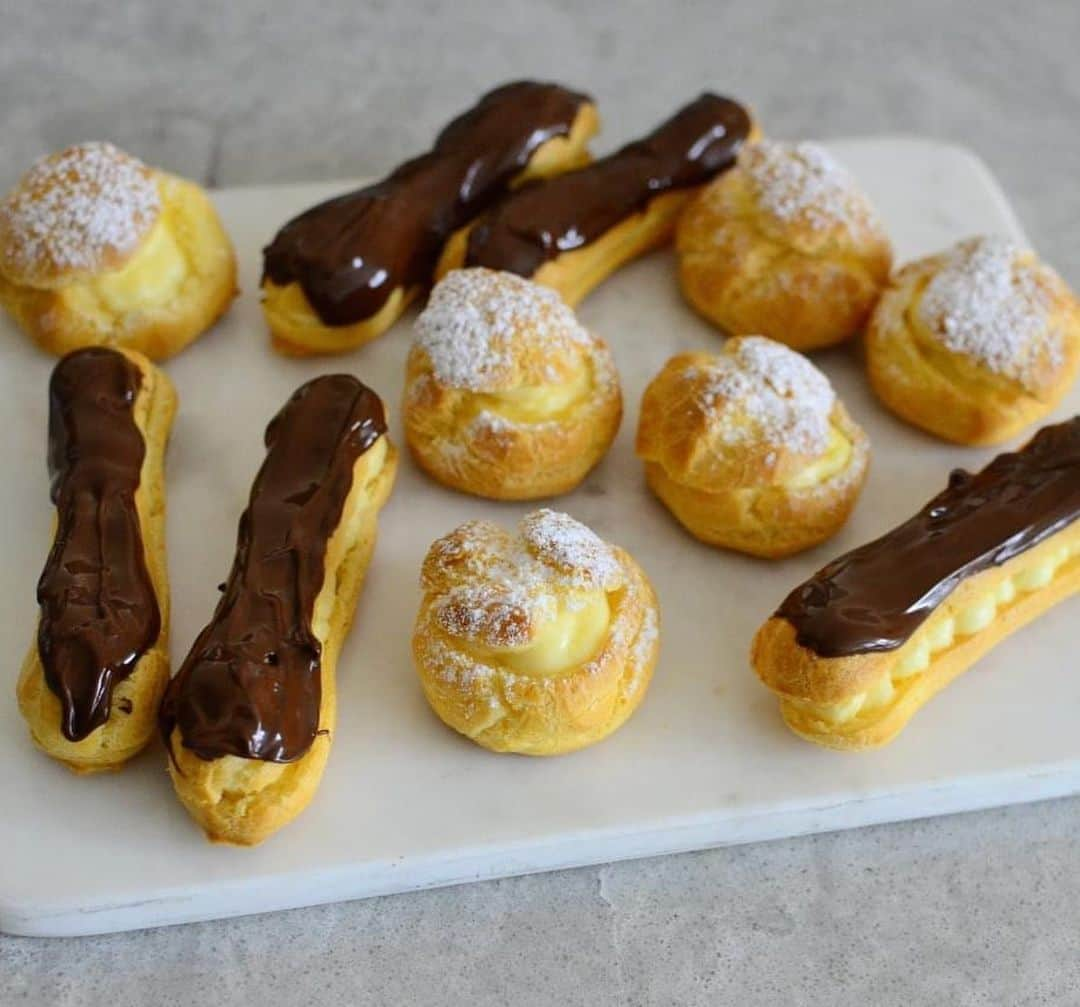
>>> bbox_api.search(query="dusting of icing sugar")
[414,267,589,392]
[918,235,1058,385]
[614,603,658,700]
[466,410,560,441]
[436,587,533,648]
[425,510,625,652]
[520,509,623,591]
[741,140,875,232]
[471,410,514,436]
[0,142,159,279]
[630,604,659,670]
[692,336,835,455]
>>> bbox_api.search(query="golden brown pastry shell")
[675,157,891,351]
[413,545,659,757]
[0,172,237,360]
[262,102,598,355]
[436,188,691,308]
[866,250,1080,446]
[752,522,1080,750]
[165,432,398,846]
[403,334,622,501]
[635,350,870,558]
[17,348,176,773]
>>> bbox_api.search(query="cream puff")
[159,376,398,846]
[676,140,891,351]
[753,416,1080,750]
[0,142,236,359]
[17,346,176,773]
[261,81,598,355]
[404,267,622,500]
[436,93,755,307]
[413,509,660,755]
[866,235,1080,445]
[636,336,869,558]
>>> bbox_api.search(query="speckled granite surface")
[4,2,1080,1004]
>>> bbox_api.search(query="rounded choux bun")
[866,235,1080,446]
[0,142,236,359]
[676,141,891,351]
[636,336,870,558]
[404,267,622,500]
[412,509,660,755]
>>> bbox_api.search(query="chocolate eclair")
[261,80,598,355]
[436,93,756,306]
[159,375,397,845]
[752,417,1080,750]
[17,347,176,773]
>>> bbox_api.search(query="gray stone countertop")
[4,2,1080,1004]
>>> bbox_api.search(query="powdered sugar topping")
[520,509,623,591]
[742,141,875,232]
[630,604,659,670]
[0,142,159,280]
[917,235,1058,385]
[414,268,590,391]
[425,510,625,650]
[693,336,836,455]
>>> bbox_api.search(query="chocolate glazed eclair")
[436,93,756,306]
[159,375,398,845]
[753,417,1080,750]
[17,347,176,773]
[261,80,598,355]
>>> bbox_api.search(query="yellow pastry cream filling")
[783,425,853,489]
[467,365,593,425]
[787,541,1077,726]
[486,591,611,675]
[93,211,188,312]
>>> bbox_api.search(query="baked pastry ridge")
[413,509,660,755]
[636,336,869,557]
[159,375,398,845]
[404,267,621,499]
[676,140,892,350]
[0,141,237,359]
[17,346,176,772]
[752,416,1080,750]
[261,80,598,354]
[436,93,754,306]
[867,235,1080,445]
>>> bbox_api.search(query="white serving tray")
[2,137,1078,938]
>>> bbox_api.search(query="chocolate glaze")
[37,348,159,742]
[159,376,386,764]
[463,93,751,277]
[777,418,1080,657]
[261,81,590,326]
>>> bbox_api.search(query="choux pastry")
[636,336,869,557]
[17,346,176,772]
[261,81,597,355]
[412,509,660,755]
[159,376,398,845]
[866,235,1080,445]
[752,417,1080,750]
[404,267,622,500]
[436,93,755,307]
[0,142,237,360]
[676,140,891,351]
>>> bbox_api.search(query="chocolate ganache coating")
[777,417,1080,657]
[159,375,387,764]
[37,348,160,742]
[463,93,752,277]
[261,80,591,326]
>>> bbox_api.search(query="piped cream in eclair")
[752,416,1080,749]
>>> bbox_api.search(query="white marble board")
[2,138,1077,938]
